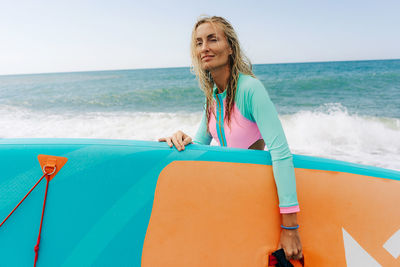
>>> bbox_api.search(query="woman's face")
[195,22,232,71]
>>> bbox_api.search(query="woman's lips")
[202,55,214,61]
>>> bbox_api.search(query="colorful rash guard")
[193,73,300,214]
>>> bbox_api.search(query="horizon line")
[1,58,399,77]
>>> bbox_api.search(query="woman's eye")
[196,42,202,46]
[211,39,217,42]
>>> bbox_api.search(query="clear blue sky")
[0,0,399,75]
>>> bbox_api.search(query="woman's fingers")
[183,136,192,145]
[176,131,184,148]
[285,248,298,260]
[171,135,183,151]
[166,137,173,148]
[286,247,303,261]
[164,137,173,147]
[293,250,303,260]
[159,131,192,151]
[158,137,173,147]
[284,247,303,261]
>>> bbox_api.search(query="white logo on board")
[383,229,400,259]
[342,228,400,266]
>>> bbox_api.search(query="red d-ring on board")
[38,155,68,181]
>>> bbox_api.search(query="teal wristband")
[281,224,299,230]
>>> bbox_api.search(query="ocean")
[0,59,399,171]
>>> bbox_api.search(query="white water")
[1,104,399,171]
[283,104,400,171]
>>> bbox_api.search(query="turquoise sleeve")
[248,80,299,208]
[193,109,212,145]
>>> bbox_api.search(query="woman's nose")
[201,42,209,52]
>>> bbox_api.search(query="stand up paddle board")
[0,139,399,266]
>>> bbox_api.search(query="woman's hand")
[278,228,302,260]
[278,213,303,260]
[158,130,193,151]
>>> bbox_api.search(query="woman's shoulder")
[234,73,271,120]
[237,73,267,96]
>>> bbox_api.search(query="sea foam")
[0,104,399,171]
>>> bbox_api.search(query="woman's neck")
[210,64,231,94]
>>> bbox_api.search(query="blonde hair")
[190,16,255,131]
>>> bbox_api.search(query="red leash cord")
[1,169,54,267]
[34,176,50,267]
[0,173,47,228]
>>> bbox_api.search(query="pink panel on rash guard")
[209,101,262,149]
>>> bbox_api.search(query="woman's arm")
[193,107,212,145]
[249,80,299,212]
[247,79,302,260]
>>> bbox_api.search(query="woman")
[159,16,302,260]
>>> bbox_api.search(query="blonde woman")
[159,16,302,261]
